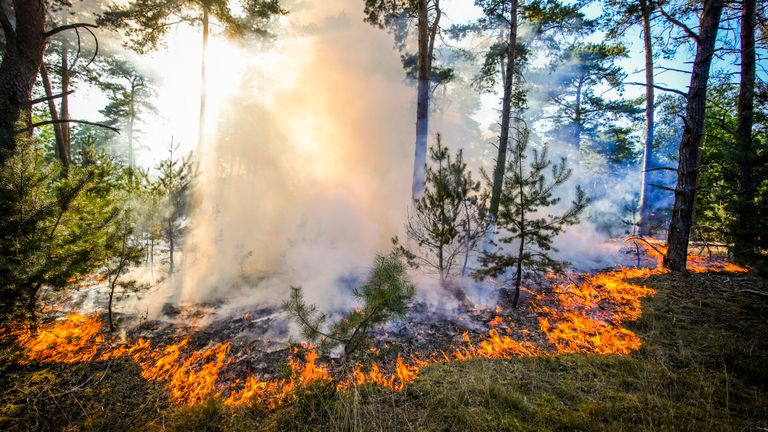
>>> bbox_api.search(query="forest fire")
[8,246,748,410]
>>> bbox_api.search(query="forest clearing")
[0,0,766,431]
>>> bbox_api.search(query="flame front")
[7,247,749,408]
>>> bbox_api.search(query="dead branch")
[625,236,666,257]
[649,183,678,193]
[656,3,701,42]
[30,90,75,105]
[625,82,688,97]
[44,23,98,38]
[23,119,120,134]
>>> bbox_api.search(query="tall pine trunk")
[637,0,655,236]
[412,0,439,200]
[733,0,756,264]
[484,0,517,250]
[664,0,725,272]
[0,1,47,163]
[198,6,209,149]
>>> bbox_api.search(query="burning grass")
[1,250,763,431]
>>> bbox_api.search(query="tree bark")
[637,0,655,236]
[733,0,756,264]
[412,0,439,200]
[664,0,725,272]
[512,131,525,308]
[0,1,47,164]
[197,6,209,149]
[40,64,66,161]
[128,80,137,172]
[59,39,71,164]
[168,218,175,278]
[573,75,584,153]
[484,0,517,250]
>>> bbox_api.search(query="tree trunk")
[461,199,471,277]
[573,75,584,153]
[26,283,42,329]
[0,1,47,164]
[197,6,209,149]
[108,283,116,332]
[664,0,725,272]
[40,64,66,161]
[637,0,655,237]
[127,81,137,174]
[484,0,517,251]
[168,219,175,278]
[511,132,525,308]
[412,0,439,200]
[733,0,756,264]
[59,39,71,164]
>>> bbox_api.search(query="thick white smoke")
[101,0,648,319]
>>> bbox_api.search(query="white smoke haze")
[136,0,418,316]
[82,0,652,321]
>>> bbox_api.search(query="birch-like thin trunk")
[664,0,725,272]
[637,0,655,236]
[733,0,756,263]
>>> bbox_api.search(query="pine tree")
[283,250,414,358]
[474,125,588,308]
[87,55,156,172]
[398,134,484,301]
[0,132,121,325]
[364,0,448,200]
[662,0,725,271]
[152,143,194,277]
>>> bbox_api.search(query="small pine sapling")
[475,125,588,308]
[283,250,414,358]
[397,134,485,306]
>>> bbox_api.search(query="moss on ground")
[2,271,767,431]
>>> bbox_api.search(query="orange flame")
[8,244,749,409]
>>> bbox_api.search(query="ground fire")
[5,244,747,410]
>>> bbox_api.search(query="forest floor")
[1,269,767,431]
